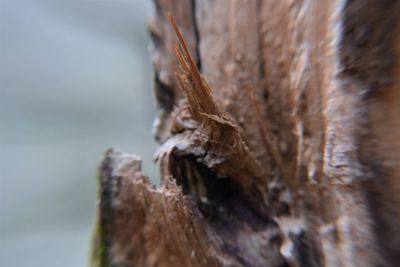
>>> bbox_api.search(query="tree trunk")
[91,1,400,267]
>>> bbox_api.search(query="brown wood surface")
[91,1,400,267]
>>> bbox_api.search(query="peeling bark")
[91,1,400,267]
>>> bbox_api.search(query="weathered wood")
[92,1,400,266]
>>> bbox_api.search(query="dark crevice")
[170,154,288,267]
[149,24,162,49]
[256,0,268,105]
[191,0,202,71]
[154,73,175,112]
[171,155,270,222]
[339,0,398,95]
[360,155,400,266]
[288,230,322,267]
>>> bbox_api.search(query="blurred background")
[0,0,157,266]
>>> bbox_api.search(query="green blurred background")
[0,0,157,266]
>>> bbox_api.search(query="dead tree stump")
[91,1,400,267]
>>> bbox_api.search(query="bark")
[91,1,400,267]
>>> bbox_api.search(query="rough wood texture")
[91,1,400,267]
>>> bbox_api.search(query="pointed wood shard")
[155,15,267,195]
